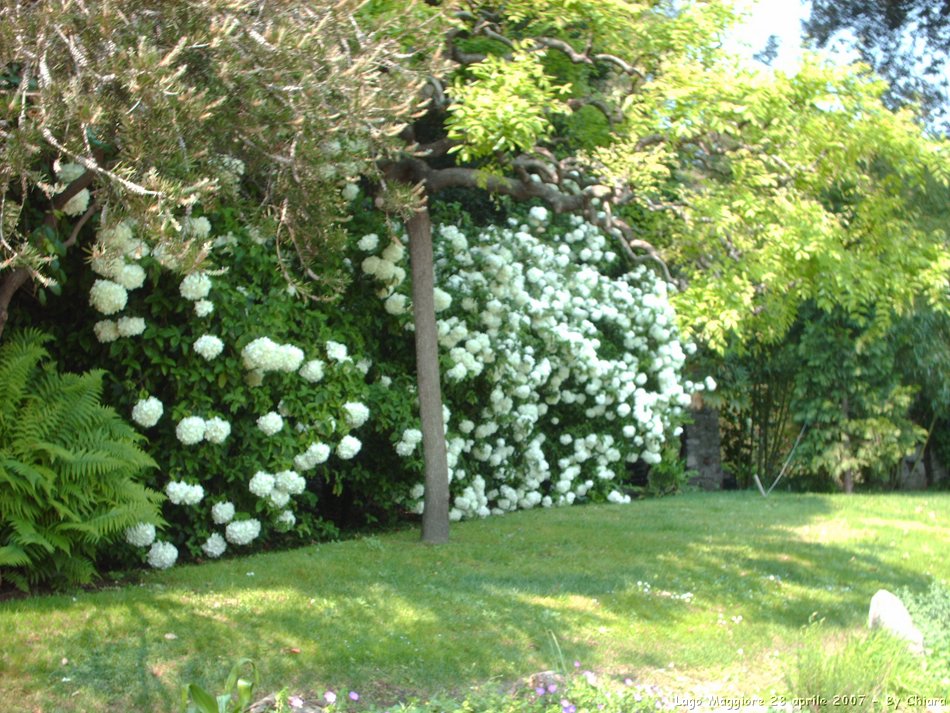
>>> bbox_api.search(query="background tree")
[0,0,445,339]
[804,0,950,132]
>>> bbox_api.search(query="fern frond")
[0,330,51,437]
[0,330,162,591]
[9,519,55,553]
[0,544,31,567]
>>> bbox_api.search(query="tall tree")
[379,0,950,525]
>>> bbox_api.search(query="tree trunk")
[0,267,31,342]
[841,394,854,494]
[406,206,450,543]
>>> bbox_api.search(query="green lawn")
[1,492,948,712]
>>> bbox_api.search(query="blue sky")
[725,0,860,71]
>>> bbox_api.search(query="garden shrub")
[0,329,162,591]
[52,210,408,566]
[17,195,704,570]
[357,203,703,519]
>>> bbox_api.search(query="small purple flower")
[535,686,546,696]
[546,683,558,694]
[561,701,576,713]
[288,695,305,709]
[573,660,581,668]
[349,691,360,702]
[324,691,337,704]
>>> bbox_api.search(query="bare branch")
[40,128,163,197]
[566,97,624,125]
[64,202,99,249]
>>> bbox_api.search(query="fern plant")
[0,329,163,591]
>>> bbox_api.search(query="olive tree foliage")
[0,0,446,339]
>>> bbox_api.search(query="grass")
[1,491,948,712]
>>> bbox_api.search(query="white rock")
[867,589,924,655]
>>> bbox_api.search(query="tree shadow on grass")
[2,492,947,711]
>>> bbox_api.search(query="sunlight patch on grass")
[1,492,948,712]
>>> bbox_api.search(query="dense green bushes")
[7,196,700,572]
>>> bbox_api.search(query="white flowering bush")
[28,196,704,572]
[353,205,700,520]
[50,211,407,569]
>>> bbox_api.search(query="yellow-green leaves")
[446,48,569,163]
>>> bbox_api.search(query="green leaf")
[184,684,220,713]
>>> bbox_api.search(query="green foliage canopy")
[431,1,950,352]
[0,0,445,321]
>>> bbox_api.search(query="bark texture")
[407,207,450,543]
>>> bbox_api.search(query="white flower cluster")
[360,236,409,301]
[173,415,230,445]
[89,279,128,315]
[395,428,423,457]
[242,337,305,374]
[343,402,370,429]
[211,501,236,524]
[132,396,164,428]
[182,216,212,240]
[225,518,261,546]
[124,522,156,548]
[88,223,153,342]
[203,416,231,444]
[166,480,205,506]
[147,540,178,569]
[336,434,362,460]
[276,510,296,529]
[94,316,146,342]
[374,215,700,520]
[299,359,325,383]
[193,334,224,360]
[294,441,331,471]
[357,233,379,252]
[325,340,350,363]
[201,533,227,558]
[99,221,149,261]
[55,161,91,217]
[257,411,284,436]
[179,272,213,301]
[342,183,360,201]
[176,416,206,445]
[194,299,214,318]
[249,469,305,509]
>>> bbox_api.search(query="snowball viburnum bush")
[358,213,701,520]
[64,199,706,573]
